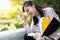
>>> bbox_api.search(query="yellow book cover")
[40,17,51,35]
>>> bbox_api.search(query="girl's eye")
[26,9,29,12]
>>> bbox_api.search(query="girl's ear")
[32,3,35,8]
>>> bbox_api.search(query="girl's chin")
[31,15,35,17]
[30,15,35,17]
[32,15,36,17]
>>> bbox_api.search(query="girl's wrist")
[48,37,55,40]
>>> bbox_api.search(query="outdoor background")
[0,0,60,31]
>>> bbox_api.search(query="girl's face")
[24,5,37,17]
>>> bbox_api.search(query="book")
[42,17,60,36]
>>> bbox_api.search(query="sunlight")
[0,0,24,19]
[0,0,11,10]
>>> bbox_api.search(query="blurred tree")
[33,0,60,18]
[0,0,25,31]
[33,0,44,6]
[0,27,8,31]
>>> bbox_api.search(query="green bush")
[0,27,8,31]
[15,20,23,28]
[33,0,60,18]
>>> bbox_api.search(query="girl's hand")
[22,12,29,26]
[22,12,28,20]
[33,33,41,40]
[33,34,54,40]
[41,36,54,40]
[41,36,49,40]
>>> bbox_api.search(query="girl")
[22,1,60,40]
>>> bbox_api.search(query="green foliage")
[0,27,8,31]
[28,16,32,25]
[33,0,44,6]
[15,16,32,28]
[33,0,60,18]
[0,0,25,31]
[15,20,24,28]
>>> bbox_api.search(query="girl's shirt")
[30,17,51,35]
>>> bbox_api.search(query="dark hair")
[22,1,44,25]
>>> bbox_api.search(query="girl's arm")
[23,12,35,33]
[43,7,60,40]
